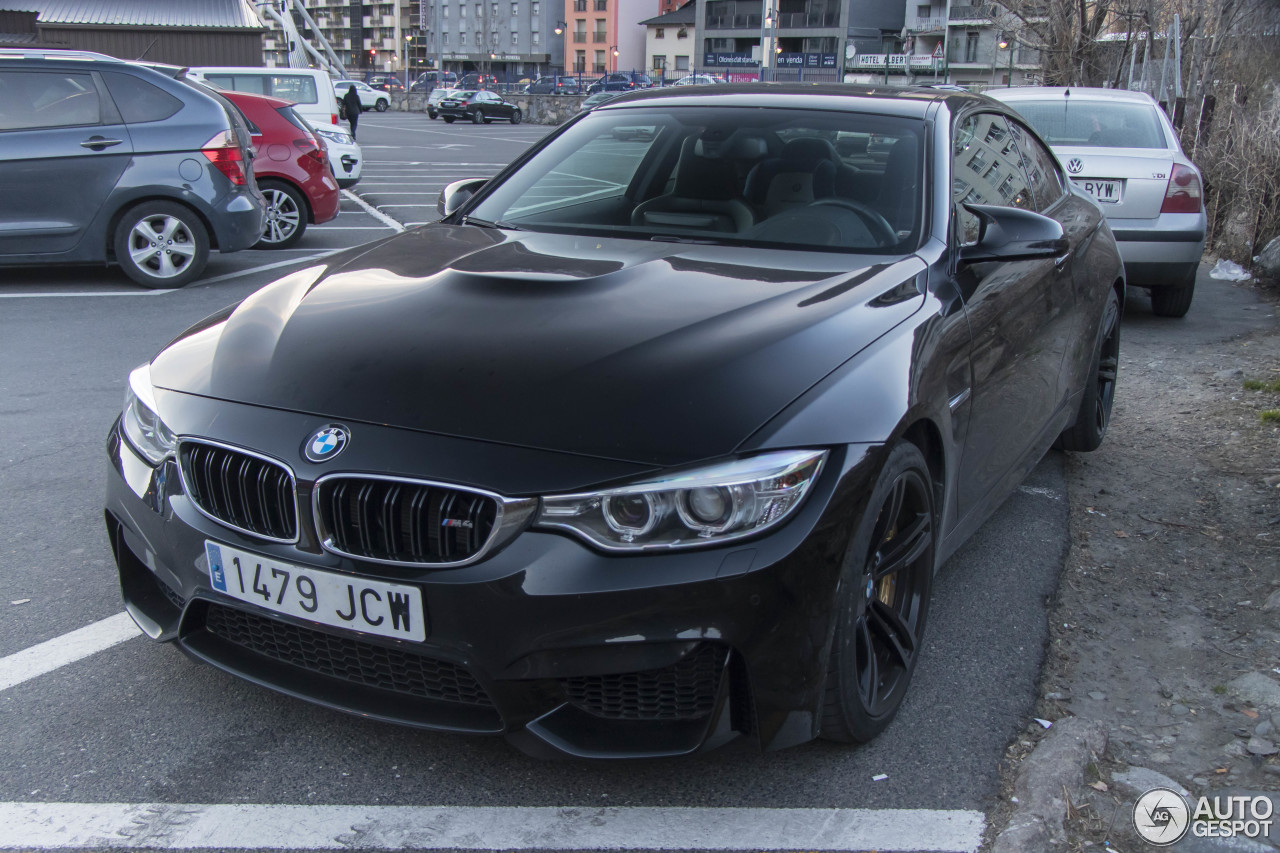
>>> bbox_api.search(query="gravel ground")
[989,272,1280,852]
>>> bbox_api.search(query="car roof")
[588,83,985,118]
[990,86,1159,105]
[222,89,295,110]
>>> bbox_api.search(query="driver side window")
[951,113,1032,246]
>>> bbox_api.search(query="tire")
[511,109,522,124]
[442,115,455,123]
[1149,265,1196,318]
[428,108,438,119]
[375,99,389,112]
[112,200,209,289]
[822,441,934,744]
[1057,287,1121,452]
[255,180,308,249]
[472,109,483,125]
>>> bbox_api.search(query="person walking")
[342,84,362,139]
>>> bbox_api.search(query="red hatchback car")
[221,90,340,248]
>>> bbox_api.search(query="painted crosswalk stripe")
[0,803,985,851]
[0,613,140,692]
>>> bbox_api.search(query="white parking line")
[0,289,173,299]
[0,613,140,692]
[309,225,398,231]
[0,802,985,851]
[342,190,405,231]
[193,251,341,288]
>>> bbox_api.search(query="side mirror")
[959,203,1069,263]
[437,178,488,218]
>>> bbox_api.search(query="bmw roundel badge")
[303,424,350,463]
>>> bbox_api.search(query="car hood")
[151,225,925,466]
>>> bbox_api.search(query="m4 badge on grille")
[303,424,350,463]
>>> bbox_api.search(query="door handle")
[80,137,124,150]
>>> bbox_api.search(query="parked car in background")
[587,71,653,93]
[524,75,582,95]
[221,90,339,249]
[577,91,621,112]
[334,79,389,113]
[186,66,342,130]
[426,86,458,119]
[410,71,457,93]
[671,74,727,86]
[106,84,1124,759]
[0,49,264,288]
[368,76,405,95]
[989,86,1206,317]
[306,120,362,188]
[458,72,497,90]
[437,90,522,124]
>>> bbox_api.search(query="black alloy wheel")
[1057,287,1121,452]
[471,108,483,124]
[511,108,522,124]
[822,441,934,743]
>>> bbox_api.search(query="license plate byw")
[1073,178,1123,203]
[204,541,426,642]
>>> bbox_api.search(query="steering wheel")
[809,198,897,247]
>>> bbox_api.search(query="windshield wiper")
[650,234,725,245]
[462,215,522,230]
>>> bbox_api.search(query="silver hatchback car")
[990,87,1205,317]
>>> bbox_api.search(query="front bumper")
[104,393,880,759]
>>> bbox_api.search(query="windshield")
[1011,100,1169,149]
[467,106,925,254]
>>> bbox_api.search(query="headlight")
[313,126,351,145]
[121,364,175,465]
[536,450,827,551]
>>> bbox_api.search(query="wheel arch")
[898,416,946,536]
[258,175,314,224]
[105,195,218,257]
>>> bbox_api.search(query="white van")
[186,66,362,187]
[186,67,341,128]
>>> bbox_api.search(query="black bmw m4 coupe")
[106,85,1124,759]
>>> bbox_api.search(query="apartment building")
[886,1,1040,87]
[561,0,648,75]
[640,0,694,79]
[693,0,901,82]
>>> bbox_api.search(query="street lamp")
[757,4,776,81]
[553,19,566,35]
[609,44,618,72]
[998,35,1014,87]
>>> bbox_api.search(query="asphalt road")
[1,113,1080,852]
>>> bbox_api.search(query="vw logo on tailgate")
[1067,158,1084,174]
[303,424,350,463]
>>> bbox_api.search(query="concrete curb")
[988,717,1107,853]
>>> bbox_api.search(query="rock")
[1224,740,1250,758]
[1263,589,1280,612]
[1256,233,1280,280]
[1172,703,1191,716]
[1112,766,1190,797]
[1215,367,1246,380]
[1257,719,1275,738]
[1246,736,1278,755]
[1045,691,1071,701]
[1089,691,1107,701]
[1229,673,1280,709]
[987,719,1107,853]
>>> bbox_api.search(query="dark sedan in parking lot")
[106,84,1123,758]
[436,90,522,124]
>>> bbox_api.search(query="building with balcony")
[885,1,1040,87]
[561,0,646,75]
[640,0,694,80]
[694,0,901,82]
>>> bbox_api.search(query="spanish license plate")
[204,541,425,642]
[1074,179,1123,204]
